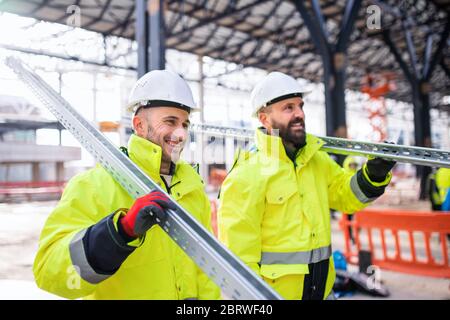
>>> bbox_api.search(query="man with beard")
[218,71,395,300]
[33,70,220,300]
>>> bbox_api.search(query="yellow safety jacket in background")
[33,134,220,300]
[343,155,358,173]
[218,129,391,300]
[436,168,450,205]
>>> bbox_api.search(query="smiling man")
[33,70,220,300]
[218,71,396,300]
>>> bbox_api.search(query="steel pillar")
[149,0,166,70]
[135,0,166,74]
[382,21,450,198]
[294,0,362,139]
[136,0,149,77]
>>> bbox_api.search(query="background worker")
[439,168,450,211]
[33,70,220,300]
[343,156,360,243]
[218,71,396,300]
[428,168,450,211]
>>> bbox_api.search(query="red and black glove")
[120,190,176,238]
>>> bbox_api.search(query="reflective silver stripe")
[260,245,332,265]
[350,174,376,204]
[69,229,112,284]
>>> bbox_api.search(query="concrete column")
[56,162,65,182]
[32,163,40,182]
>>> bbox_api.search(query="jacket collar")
[127,134,164,179]
[126,134,201,195]
[255,127,324,165]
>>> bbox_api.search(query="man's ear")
[132,115,146,137]
[258,111,271,131]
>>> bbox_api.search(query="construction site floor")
[0,200,448,300]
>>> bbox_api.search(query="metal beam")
[104,4,136,36]
[422,32,434,79]
[210,11,367,70]
[382,30,415,85]
[209,47,316,79]
[294,0,361,138]
[336,0,362,53]
[185,5,349,61]
[381,28,434,203]
[196,24,221,51]
[169,0,268,38]
[136,0,149,76]
[149,0,166,70]
[83,0,113,29]
[294,0,330,60]
[199,23,305,58]
[402,18,420,79]
[423,20,450,80]
[212,0,282,57]
[32,0,54,15]
[294,1,336,136]
[333,0,362,138]
[440,59,450,79]
[168,8,253,49]
[310,0,330,41]
[0,43,135,71]
[223,30,315,67]
[216,0,288,58]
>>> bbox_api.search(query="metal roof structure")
[0,95,63,133]
[1,0,448,108]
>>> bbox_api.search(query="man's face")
[133,107,190,163]
[258,97,306,149]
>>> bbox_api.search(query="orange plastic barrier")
[339,209,450,278]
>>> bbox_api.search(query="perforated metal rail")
[5,57,282,300]
[190,124,450,168]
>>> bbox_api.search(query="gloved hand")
[366,157,396,182]
[120,190,176,238]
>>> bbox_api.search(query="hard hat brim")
[127,100,200,114]
[252,90,311,117]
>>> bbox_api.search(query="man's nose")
[172,127,188,142]
[293,106,304,119]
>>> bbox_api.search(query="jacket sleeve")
[326,154,391,213]
[33,173,142,299]
[217,169,265,277]
[196,191,222,300]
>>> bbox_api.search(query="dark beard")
[270,118,306,150]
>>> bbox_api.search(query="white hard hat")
[250,71,311,117]
[127,69,198,114]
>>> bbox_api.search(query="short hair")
[256,105,273,117]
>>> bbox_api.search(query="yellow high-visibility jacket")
[436,168,450,204]
[33,134,220,300]
[343,156,358,173]
[218,129,391,300]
